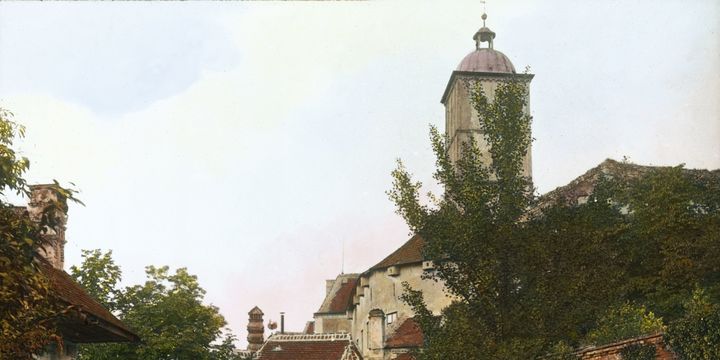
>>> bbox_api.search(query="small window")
[387,312,397,325]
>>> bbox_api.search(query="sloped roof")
[537,158,720,210]
[39,260,139,343]
[368,234,425,272]
[366,159,720,277]
[385,318,423,349]
[256,334,362,360]
[316,274,359,315]
[249,306,264,315]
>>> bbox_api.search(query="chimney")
[326,279,335,295]
[27,184,68,270]
[367,309,385,351]
[280,312,285,334]
[247,306,265,351]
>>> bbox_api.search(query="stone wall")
[444,74,532,180]
[576,334,676,360]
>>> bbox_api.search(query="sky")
[0,0,718,348]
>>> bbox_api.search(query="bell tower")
[440,12,534,179]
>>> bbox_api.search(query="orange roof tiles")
[328,278,357,313]
[39,259,139,343]
[256,334,361,360]
[369,234,425,272]
[316,274,359,315]
[385,318,423,349]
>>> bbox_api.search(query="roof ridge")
[268,333,351,342]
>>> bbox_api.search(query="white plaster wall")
[351,263,452,359]
[314,312,351,334]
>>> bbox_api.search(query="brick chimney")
[27,184,68,270]
[247,306,265,351]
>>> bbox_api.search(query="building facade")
[311,14,533,359]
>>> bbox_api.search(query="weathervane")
[481,0,487,26]
[474,0,496,49]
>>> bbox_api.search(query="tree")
[0,108,77,359]
[583,302,664,346]
[390,78,539,358]
[70,249,122,311]
[665,288,720,359]
[389,76,720,358]
[72,250,243,360]
[618,165,720,320]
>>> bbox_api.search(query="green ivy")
[665,288,720,359]
[619,344,655,360]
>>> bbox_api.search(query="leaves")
[665,288,720,359]
[389,76,720,358]
[72,251,242,360]
[584,303,665,346]
[0,107,67,359]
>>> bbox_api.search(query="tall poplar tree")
[389,78,539,358]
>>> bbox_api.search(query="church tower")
[441,13,534,179]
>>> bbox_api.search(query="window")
[386,312,397,325]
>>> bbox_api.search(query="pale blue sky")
[1,0,718,347]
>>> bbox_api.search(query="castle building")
[311,13,532,360]
[247,10,713,360]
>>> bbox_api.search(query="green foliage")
[584,303,664,346]
[70,249,122,311]
[619,166,720,320]
[0,108,80,358]
[543,342,578,360]
[665,288,720,359]
[0,203,63,359]
[619,344,656,360]
[0,108,29,195]
[389,74,720,358]
[390,78,539,358]
[73,251,242,360]
[522,181,629,346]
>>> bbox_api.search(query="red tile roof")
[316,274,359,315]
[369,234,425,271]
[256,334,362,360]
[38,260,139,343]
[329,278,357,313]
[385,318,423,349]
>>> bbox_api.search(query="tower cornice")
[440,71,534,104]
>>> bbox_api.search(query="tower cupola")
[474,13,496,49]
[441,10,534,179]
